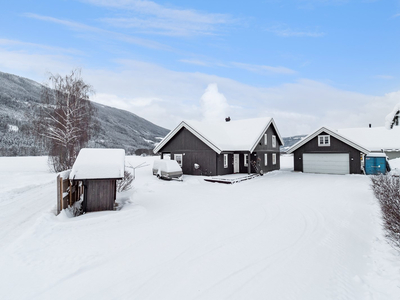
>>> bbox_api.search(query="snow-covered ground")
[0,155,399,300]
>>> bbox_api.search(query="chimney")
[369,124,371,128]
[225,116,231,122]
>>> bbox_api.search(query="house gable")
[287,127,369,155]
[154,117,284,154]
[254,122,283,152]
[289,129,369,174]
[159,127,215,152]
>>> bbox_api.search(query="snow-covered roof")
[385,103,400,129]
[286,127,370,154]
[70,148,125,180]
[366,153,387,158]
[336,126,400,151]
[153,118,284,154]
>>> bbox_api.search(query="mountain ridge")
[0,71,169,156]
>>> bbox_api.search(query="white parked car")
[152,159,183,180]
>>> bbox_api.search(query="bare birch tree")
[35,69,97,172]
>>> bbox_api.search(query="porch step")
[204,174,260,184]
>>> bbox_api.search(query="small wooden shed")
[69,148,125,213]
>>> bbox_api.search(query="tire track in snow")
[0,180,55,250]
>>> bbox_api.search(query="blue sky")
[1,0,400,135]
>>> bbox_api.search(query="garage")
[303,153,350,175]
[287,127,370,175]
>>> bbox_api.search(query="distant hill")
[0,71,169,156]
[281,135,307,152]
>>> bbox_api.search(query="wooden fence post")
[57,174,61,215]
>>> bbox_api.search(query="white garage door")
[303,153,350,175]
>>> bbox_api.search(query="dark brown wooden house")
[287,127,370,175]
[69,148,125,212]
[153,118,284,176]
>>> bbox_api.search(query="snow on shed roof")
[70,148,125,180]
[154,117,284,154]
[336,126,400,151]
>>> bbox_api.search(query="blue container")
[365,154,388,175]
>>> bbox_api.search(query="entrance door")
[233,154,239,173]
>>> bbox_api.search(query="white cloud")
[0,48,75,82]
[0,38,83,55]
[179,59,210,66]
[81,0,233,36]
[1,46,399,136]
[392,13,400,18]
[200,84,230,122]
[266,25,325,37]
[231,62,296,75]
[179,59,295,75]
[23,13,169,50]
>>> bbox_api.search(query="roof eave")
[286,127,370,154]
[153,121,222,154]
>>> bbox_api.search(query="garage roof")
[336,126,400,152]
[286,127,370,154]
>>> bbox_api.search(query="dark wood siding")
[160,128,217,175]
[162,128,213,151]
[83,179,116,212]
[293,131,362,174]
[254,152,280,173]
[216,153,234,175]
[253,124,281,174]
[254,125,282,152]
[158,125,282,176]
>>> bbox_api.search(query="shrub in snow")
[371,175,400,252]
[117,170,133,192]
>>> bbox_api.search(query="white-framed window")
[272,135,276,148]
[244,154,248,167]
[272,153,276,165]
[264,153,268,166]
[163,153,171,160]
[264,133,268,145]
[224,154,228,168]
[174,154,183,167]
[318,135,330,147]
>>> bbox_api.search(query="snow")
[385,103,400,129]
[367,153,388,158]
[0,155,399,300]
[143,138,155,145]
[159,118,283,153]
[69,148,125,180]
[337,126,400,151]
[153,159,182,173]
[288,127,369,154]
[7,124,19,132]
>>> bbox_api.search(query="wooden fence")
[56,170,83,215]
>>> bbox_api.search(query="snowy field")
[0,155,399,300]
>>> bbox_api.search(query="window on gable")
[318,135,330,147]
[224,154,228,168]
[264,133,267,145]
[272,153,276,165]
[272,135,276,148]
[264,153,268,166]
[244,154,248,167]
